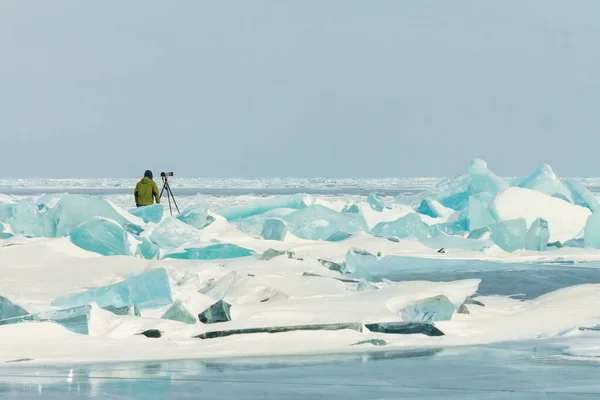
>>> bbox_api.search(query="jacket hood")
[139,176,154,184]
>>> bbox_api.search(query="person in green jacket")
[134,170,160,207]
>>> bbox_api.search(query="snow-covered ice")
[0,159,599,367]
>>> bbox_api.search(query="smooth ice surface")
[261,219,287,241]
[518,164,573,201]
[467,193,496,231]
[51,268,172,309]
[283,205,368,240]
[69,217,132,257]
[129,204,164,224]
[525,218,550,251]
[488,218,527,252]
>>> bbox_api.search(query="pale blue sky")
[1,1,599,178]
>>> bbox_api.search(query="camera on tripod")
[158,172,179,216]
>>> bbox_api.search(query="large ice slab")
[488,218,527,252]
[564,178,599,212]
[51,268,172,309]
[584,210,600,249]
[518,165,573,202]
[163,243,253,260]
[0,200,48,237]
[493,187,590,243]
[367,193,385,211]
[283,205,368,240]
[216,194,309,221]
[70,217,158,259]
[467,193,497,231]
[129,204,164,224]
[233,208,296,237]
[372,213,432,241]
[47,194,143,237]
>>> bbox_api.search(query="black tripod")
[159,173,180,216]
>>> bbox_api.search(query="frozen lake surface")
[1,340,599,399]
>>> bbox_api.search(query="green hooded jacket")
[134,177,160,207]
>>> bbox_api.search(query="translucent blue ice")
[467,158,508,195]
[467,193,497,231]
[489,218,527,252]
[163,243,253,260]
[0,200,49,237]
[439,190,470,211]
[216,194,308,221]
[325,231,353,242]
[261,219,287,241]
[399,295,454,322]
[149,218,204,249]
[161,301,197,324]
[46,194,142,237]
[0,305,91,335]
[283,205,368,240]
[367,193,385,211]
[129,204,164,224]
[70,218,132,256]
[416,199,440,218]
[372,213,432,241]
[176,199,210,229]
[525,218,550,251]
[233,208,295,237]
[564,178,599,212]
[0,295,29,320]
[518,165,572,202]
[52,268,172,309]
[431,218,469,236]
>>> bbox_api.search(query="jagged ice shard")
[467,193,497,231]
[129,204,164,224]
[51,268,173,310]
[525,218,550,251]
[0,305,92,335]
[367,193,385,211]
[0,295,29,320]
[47,194,143,237]
[584,210,600,248]
[399,295,455,323]
[372,213,431,241]
[163,243,253,260]
[564,178,599,212]
[176,199,211,229]
[261,218,288,241]
[518,165,573,202]
[467,158,508,195]
[283,205,368,240]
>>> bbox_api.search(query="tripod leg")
[160,177,166,198]
[166,186,173,216]
[167,185,180,213]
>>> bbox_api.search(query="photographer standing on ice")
[134,170,160,207]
